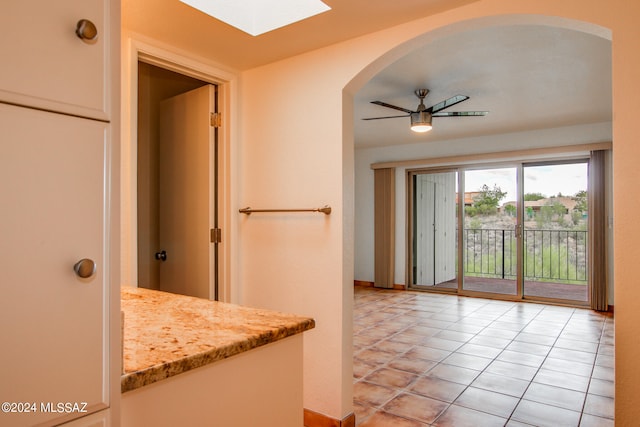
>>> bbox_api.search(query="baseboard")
[354,280,374,288]
[304,409,355,427]
[354,280,405,290]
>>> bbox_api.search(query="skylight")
[180,0,331,36]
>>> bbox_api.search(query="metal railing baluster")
[462,228,588,284]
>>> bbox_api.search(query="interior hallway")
[353,286,614,426]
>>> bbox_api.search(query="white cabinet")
[51,410,111,427]
[0,104,109,426]
[0,0,111,120]
[0,0,119,426]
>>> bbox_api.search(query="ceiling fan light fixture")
[410,111,432,133]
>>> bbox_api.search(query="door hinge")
[210,112,222,128]
[210,228,222,243]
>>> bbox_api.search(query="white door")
[434,179,457,285]
[416,178,436,285]
[415,173,457,286]
[157,85,216,299]
[0,103,108,426]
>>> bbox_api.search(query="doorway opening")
[408,158,592,306]
[137,62,220,300]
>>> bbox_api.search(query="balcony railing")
[463,228,588,284]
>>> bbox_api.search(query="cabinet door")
[0,103,109,426]
[60,409,111,427]
[0,0,109,120]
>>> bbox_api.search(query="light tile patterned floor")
[353,286,614,427]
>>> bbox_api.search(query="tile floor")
[353,286,614,427]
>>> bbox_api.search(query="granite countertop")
[121,287,315,393]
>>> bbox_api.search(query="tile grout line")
[358,293,518,424]
[355,291,477,424]
[353,292,440,423]
[500,305,578,425]
[353,288,613,426]
[359,292,533,424]
[431,299,548,425]
[576,312,611,424]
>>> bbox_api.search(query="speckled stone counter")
[121,287,315,393]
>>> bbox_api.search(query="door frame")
[121,34,238,302]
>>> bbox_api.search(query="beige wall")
[124,0,640,422]
[240,57,353,417]
[239,1,638,421]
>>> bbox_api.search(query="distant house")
[456,192,483,207]
[501,196,579,217]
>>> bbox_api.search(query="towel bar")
[239,206,331,215]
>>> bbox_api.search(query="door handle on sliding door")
[515,224,523,239]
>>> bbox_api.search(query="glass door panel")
[411,171,458,290]
[522,162,589,302]
[462,167,518,295]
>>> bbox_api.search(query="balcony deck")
[428,276,588,302]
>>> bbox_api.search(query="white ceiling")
[354,25,612,149]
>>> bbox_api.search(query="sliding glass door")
[462,167,518,296]
[408,159,590,305]
[522,162,589,302]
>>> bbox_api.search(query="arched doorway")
[346,15,612,299]
[345,14,614,425]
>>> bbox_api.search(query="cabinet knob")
[75,19,98,44]
[74,258,96,279]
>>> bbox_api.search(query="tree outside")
[466,184,507,216]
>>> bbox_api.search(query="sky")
[464,162,588,203]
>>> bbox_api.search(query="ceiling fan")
[363,89,488,133]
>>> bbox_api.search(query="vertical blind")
[589,150,608,311]
[374,168,395,288]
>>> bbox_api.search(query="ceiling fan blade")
[432,111,489,117]
[362,114,410,120]
[427,95,469,114]
[371,100,415,114]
